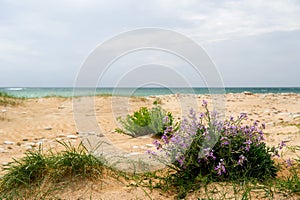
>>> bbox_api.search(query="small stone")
[7,146,13,150]
[0,148,5,153]
[4,141,14,145]
[132,146,139,149]
[125,152,141,157]
[25,146,33,150]
[66,135,77,139]
[21,112,27,114]
[26,142,36,147]
[76,131,96,136]
[36,142,43,146]
[58,134,65,137]
[243,91,253,95]
[22,138,29,141]
[16,142,22,146]
[44,127,52,130]
[283,137,292,142]
[292,114,300,119]
[58,106,66,109]
[145,144,154,148]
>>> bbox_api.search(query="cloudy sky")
[1,0,300,87]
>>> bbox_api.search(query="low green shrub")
[116,103,179,137]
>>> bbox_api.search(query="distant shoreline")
[1,87,300,98]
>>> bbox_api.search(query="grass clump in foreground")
[0,92,22,106]
[0,141,105,199]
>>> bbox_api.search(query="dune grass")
[0,92,22,106]
[0,141,106,199]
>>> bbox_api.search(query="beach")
[0,93,300,199]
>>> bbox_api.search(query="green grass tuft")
[0,141,105,198]
[0,92,22,106]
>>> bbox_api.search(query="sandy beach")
[0,93,300,199]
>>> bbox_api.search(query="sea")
[0,87,300,98]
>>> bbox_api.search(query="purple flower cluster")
[214,159,226,176]
[147,100,280,177]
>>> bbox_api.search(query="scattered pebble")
[58,106,66,109]
[25,146,33,150]
[0,148,5,153]
[243,91,253,95]
[3,141,15,145]
[36,141,43,146]
[16,142,22,146]
[132,146,139,149]
[145,144,154,148]
[76,131,96,135]
[7,146,13,150]
[66,135,77,139]
[125,152,141,157]
[44,127,52,130]
[292,114,300,119]
[58,134,65,137]
[26,142,37,147]
[22,138,29,141]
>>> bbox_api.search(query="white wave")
[6,88,24,91]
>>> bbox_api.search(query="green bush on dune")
[116,102,179,137]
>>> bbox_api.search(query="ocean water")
[0,87,300,98]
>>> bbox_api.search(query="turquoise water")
[0,87,300,98]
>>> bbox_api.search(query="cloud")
[0,0,300,86]
[163,0,300,42]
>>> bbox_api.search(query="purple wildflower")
[163,116,170,125]
[161,134,169,144]
[146,150,157,158]
[258,130,264,141]
[203,148,216,160]
[239,113,247,119]
[164,126,173,135]
[279,141,286,150]
[214,159,226,176]
[153,140,161,150]
[220,137,230,146]
[286,158,293,167]
[202,100,208,107]
[244,139,252,151]
[177,155,186,167]
[238,155,247,166]
[199,112,205,118]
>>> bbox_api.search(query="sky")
[0,0,300,87]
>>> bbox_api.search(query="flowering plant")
[149,100,279,181]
